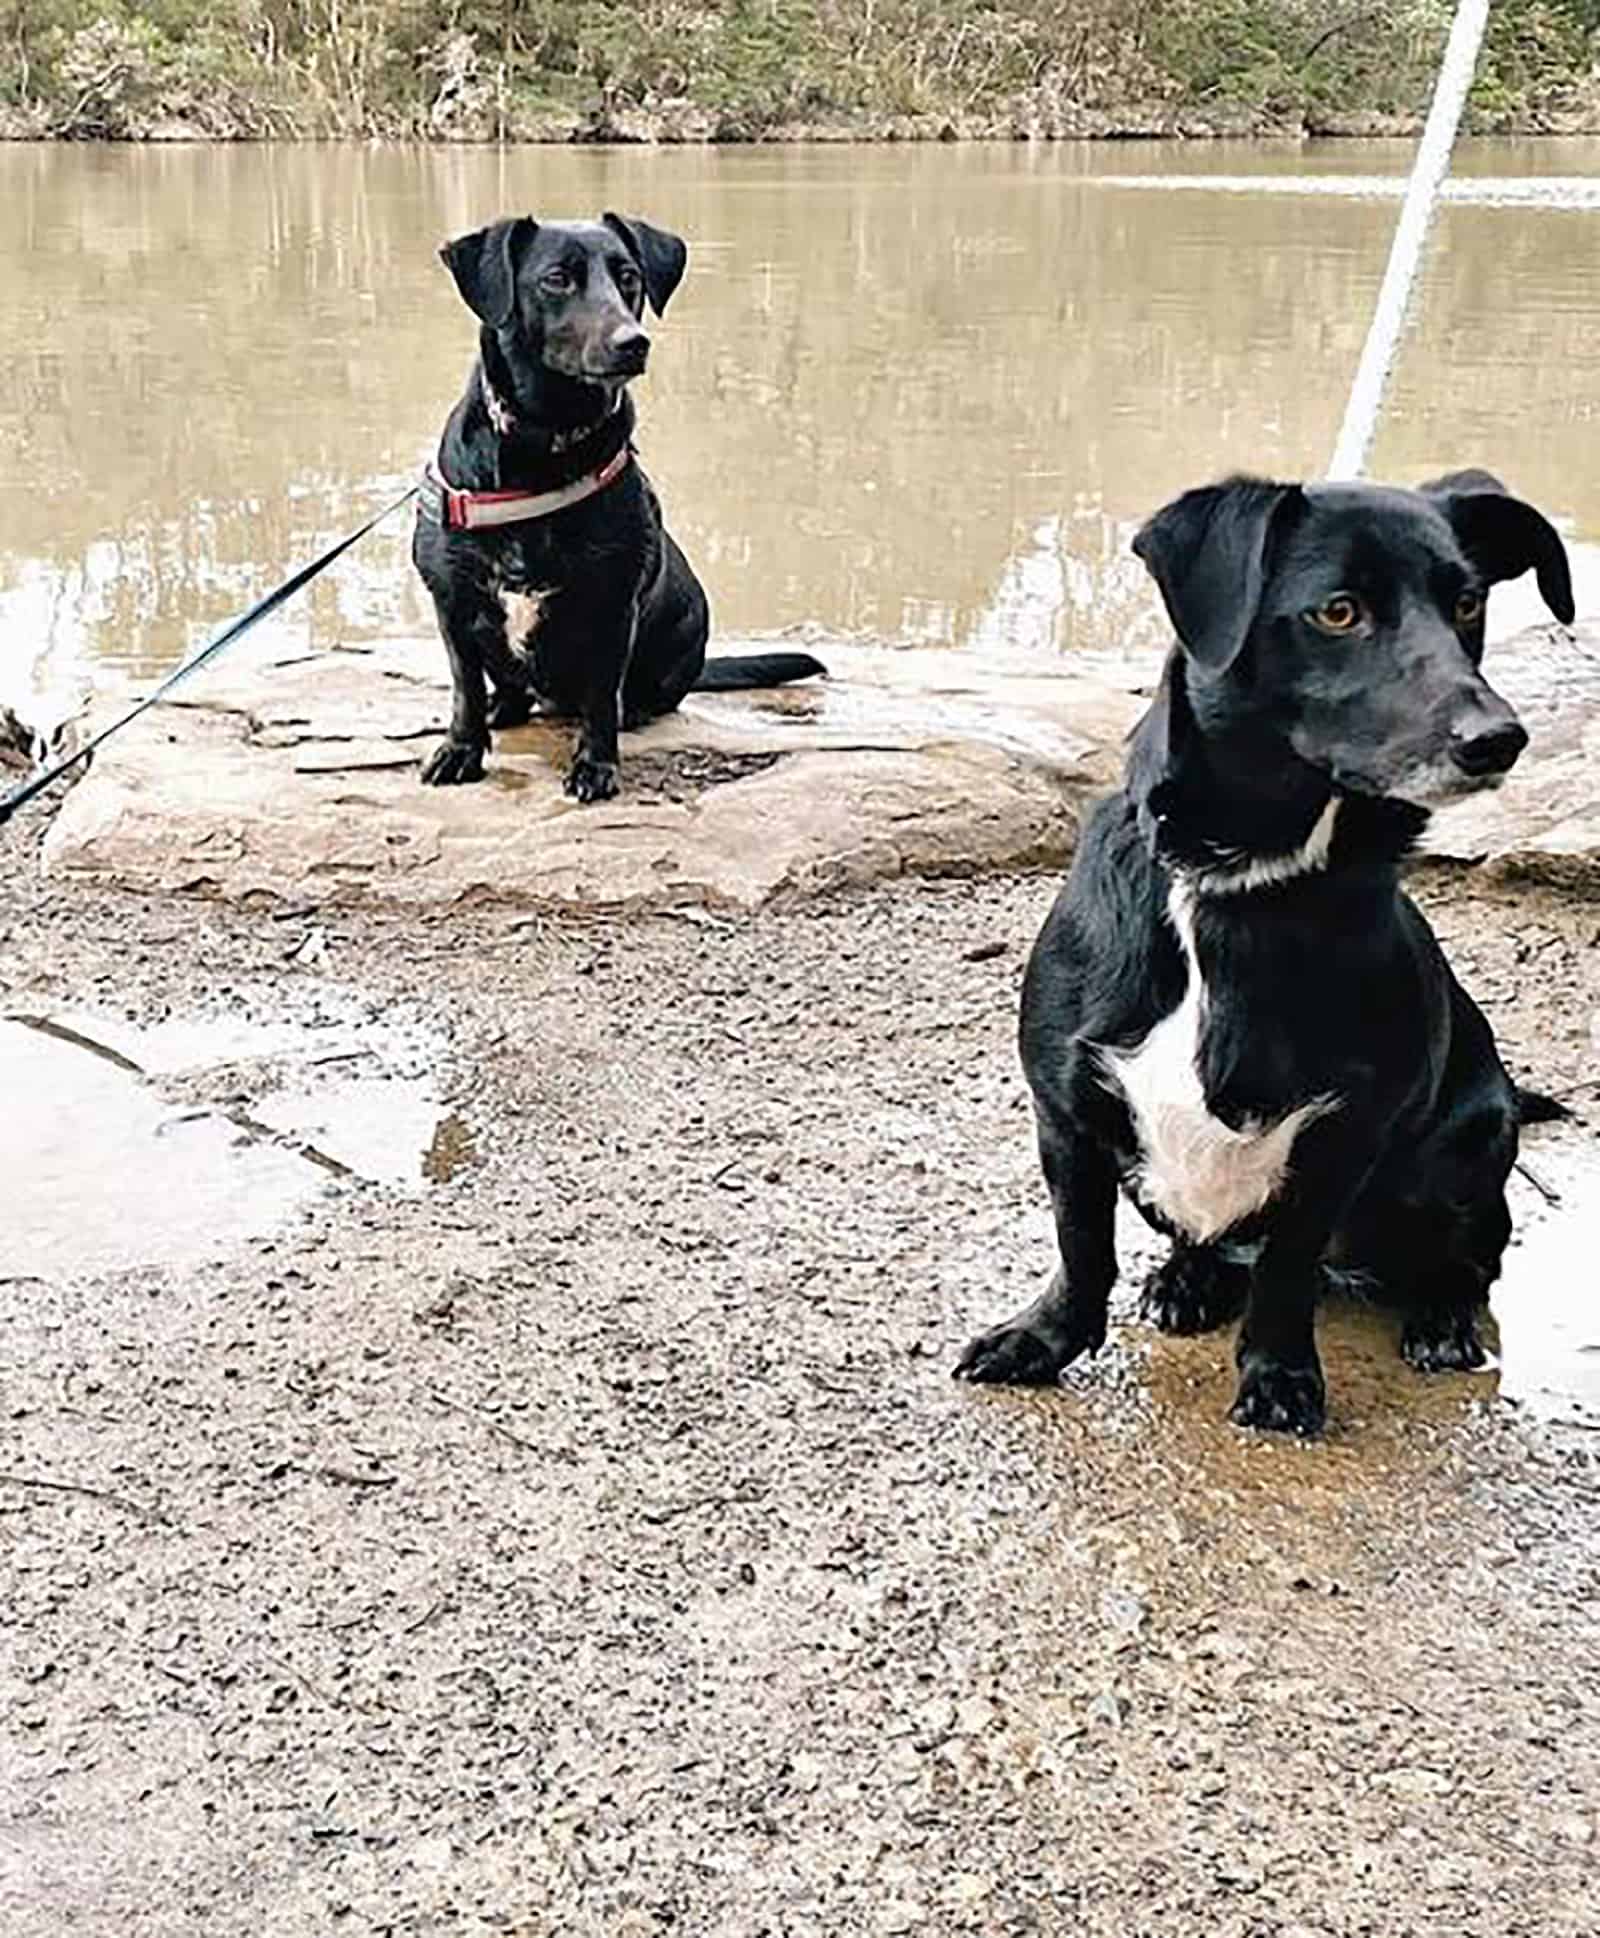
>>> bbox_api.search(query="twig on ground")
[0,1471,170,1524]
[262,1651,345,1711]
[641,1486,768,1526]
[1514,1158,1562,1206]
[429,1387,550,1456]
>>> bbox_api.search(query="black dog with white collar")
[413,213,824,801]
[956,470,1574,1436]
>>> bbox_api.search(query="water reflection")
[0,138,1597,721]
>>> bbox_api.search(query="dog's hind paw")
[1402,1309,1487,1373]
[564,755,620,804]
[1141,1247,1249,1336]
[420,739,486,786]
[1230,1353,1326,1437]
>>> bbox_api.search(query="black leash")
[0,484,418,828]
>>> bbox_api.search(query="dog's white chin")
[1339,757,1503,811]
[1392,762,1508,810]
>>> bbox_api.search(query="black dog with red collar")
[412,212,824,802]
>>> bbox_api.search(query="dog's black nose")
[608,325,650,374]
[1450,718,1528,778]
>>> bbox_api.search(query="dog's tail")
[694,653,827,692]
[1515,1085,1571,1126]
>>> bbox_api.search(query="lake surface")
[2,137,1598,718]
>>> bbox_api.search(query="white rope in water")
[1326,0,1494,480]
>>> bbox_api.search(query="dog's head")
[1132,470,1573,808]
[439,212,687,391]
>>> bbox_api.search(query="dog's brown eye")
[541,267,575,294]
[1455,588,1485,626]
[1309,594,1363,635]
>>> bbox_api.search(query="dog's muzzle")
[1449,716,1527,780]
[592,326,650,382]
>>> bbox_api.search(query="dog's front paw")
[564,756,620,804]
[954,1325,1071,1386]
[420,739,486,786]
[1141,1247,1248,1336]
[953,1313,1103,1387]
[1402,1308,1487,1373]
[1230,1352,1326,1437]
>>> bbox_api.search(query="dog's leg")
[1141,1244,1250,1335]
[1230,1116,1384,1436]
[625,601,709,727]
[421,597,492,787]
[954,1113,1118,1386]
[1336,1188,1504,1374]
[1370,1143,1511,1375]
[1231,1250,1327,1436]
[565,602,636,804]
[1403,1045,1518,1374]
[1400,1236,1499,1373]
[1345,996,1517,1373]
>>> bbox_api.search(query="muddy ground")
[1,835,1598,1938]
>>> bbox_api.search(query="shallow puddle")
[0,1005,475,1281]
[1497,1132,1600,1425]
[251,1076,477,1187]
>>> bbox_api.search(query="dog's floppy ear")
[439,216,537,329]
[1125,652,1193,829]
[602,212,687,316]
[1420,466,1508,497]
[1419,471,1575,624]
[1132,476,1304,673]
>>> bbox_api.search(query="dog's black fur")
[955,469,1574,1436]
[412,213,824,801]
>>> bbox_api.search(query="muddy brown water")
[2,137,1599,724]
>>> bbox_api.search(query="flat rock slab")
[1418,621,1600,895]
[37,621,1600,910]
[40,639,1146,913]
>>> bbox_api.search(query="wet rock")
[1419,621,1600,893]
[35,619,1600,909]
[40,636,1138,912]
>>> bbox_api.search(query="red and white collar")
[419,442,632,532]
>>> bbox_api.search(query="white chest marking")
[499,589,547,661]
[1104,878,1337,1244]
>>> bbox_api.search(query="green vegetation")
[2,0,1597,140]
